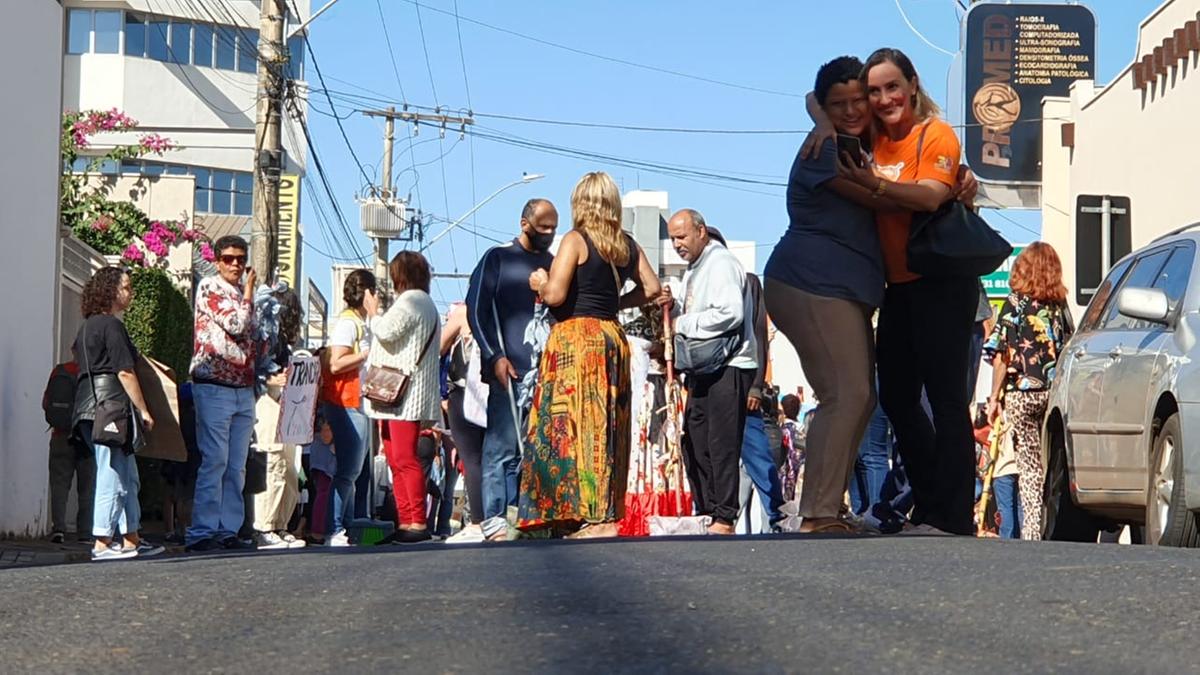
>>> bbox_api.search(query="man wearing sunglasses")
[186,235,261,552]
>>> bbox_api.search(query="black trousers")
[447,389,486,525]
[683,366,754,525]
[876,276,978,535]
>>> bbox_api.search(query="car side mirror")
[1116,287,1171,324]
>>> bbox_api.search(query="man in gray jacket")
[661,209,757,535]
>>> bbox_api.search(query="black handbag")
[906,126,1013,278]
[673,329,742,376]
[81,319,138,450]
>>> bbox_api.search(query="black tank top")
[550,232,639,323]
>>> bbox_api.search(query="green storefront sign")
[981,245,1025,298]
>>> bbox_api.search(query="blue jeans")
[740,412,784,528]
[850,403,892,515]
[322,402,369,534]
[993,474,1022,539]
[482,382,521,520]
[86,423,141,539]
[187,384,255,545]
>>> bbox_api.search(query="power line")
[452,0,479,258]
[308,84,1075,135]
[894,0,957,57]
[986,208,1043,239]
[374,0,408,105]
[399,0,804,99]
[297,23,374,193]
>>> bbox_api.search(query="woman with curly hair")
[984,242,1074,540]
[522,172,662,537]
[72,266,163,561]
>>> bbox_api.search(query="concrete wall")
[0,0,64,536]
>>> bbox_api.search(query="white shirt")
[676,241,757,371]
[330,312,373,384]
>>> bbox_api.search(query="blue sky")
[302,0,1163,309]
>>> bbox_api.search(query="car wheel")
[1043,423,1099,542]
[1146,413,1200,547]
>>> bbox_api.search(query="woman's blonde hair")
[571,171,629,266]
[861,48,941,132]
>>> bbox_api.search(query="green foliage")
[125,268,193,379]
[72,202,151,256]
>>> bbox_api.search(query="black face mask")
[526,230,555,252]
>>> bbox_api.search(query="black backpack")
[42,364,77,433]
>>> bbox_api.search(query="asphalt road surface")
[3,533,1199,674]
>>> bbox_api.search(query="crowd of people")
[45,47,1078,561]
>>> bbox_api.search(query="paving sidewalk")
[0,538,93,569]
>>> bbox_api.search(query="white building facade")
[62,0,311,245]
[1040,0,1200,319]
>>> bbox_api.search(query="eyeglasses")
[220,254,247,266]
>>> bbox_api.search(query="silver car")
[1043,227,1200,546]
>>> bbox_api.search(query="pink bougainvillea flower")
[122,244,145,265]
[139,134,174,154]
[90,215,113,232]
[200,242,216,262]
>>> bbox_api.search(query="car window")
[1078,258,1132,333]
[1102,248,1171,330]
[1151,245,1195,313]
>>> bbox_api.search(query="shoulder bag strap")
[413,316,439,370]
[81,319,100,408]
[914,122,930,174]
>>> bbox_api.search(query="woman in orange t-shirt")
[833,48,981,536]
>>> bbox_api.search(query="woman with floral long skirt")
[522,172,662,538]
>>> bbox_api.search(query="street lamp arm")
[419,174,544,252]
[289,0,343,37]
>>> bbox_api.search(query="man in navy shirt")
[466,198,558,532]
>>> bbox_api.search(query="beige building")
[1041,0,1200,319]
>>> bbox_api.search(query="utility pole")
[362,107,475,278]
[374,106,396,288]
[251,0,286,279]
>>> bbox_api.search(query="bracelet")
[873,178,888,198]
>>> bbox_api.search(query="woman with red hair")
[984,242,1074,540]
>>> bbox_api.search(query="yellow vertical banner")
[277,174,301,290]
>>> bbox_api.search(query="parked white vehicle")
[1043,226,1200,546]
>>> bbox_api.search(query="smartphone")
[836,134,866,168]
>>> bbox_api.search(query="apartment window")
[165,165,189,176]
[193,24,214,67]
[94,11,122,54]
[1075,195,1133,307]
[193,168,212,213]
[216,26,237,69]
[142,163,165,177]
[234,173,254,215]
[169,21,191,64]
[147,19,170,61]
[121,160,142,175]
[212,170,234,213]
[237,30,258,74]
[287,36,305,80]
[67,9,91,55]
[125,12,147,57]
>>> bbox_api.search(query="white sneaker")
[278,531,307,549]
[255,531,289,550]
[445,524,486,545]
[327,529,352,547]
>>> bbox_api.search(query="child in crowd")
[305,416,336,545]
